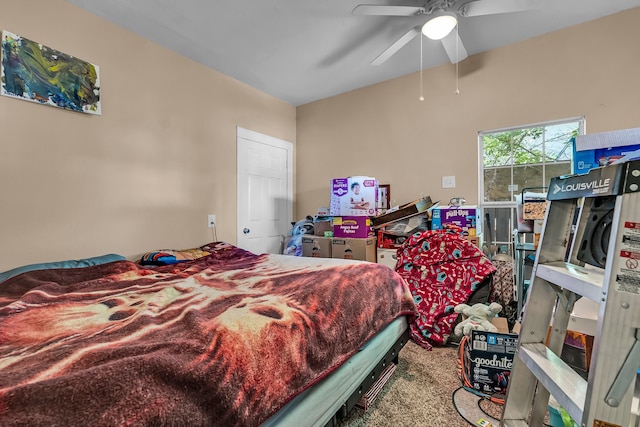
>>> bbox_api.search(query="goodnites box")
[464,330,518,395]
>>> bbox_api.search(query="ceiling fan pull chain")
[419,34,425,101]
[455,22,460,95]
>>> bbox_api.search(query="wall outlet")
[208,214,216,228]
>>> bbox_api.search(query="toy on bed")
[453,302,503,337]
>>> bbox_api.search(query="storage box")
[333,216,374,238]
[371,196,433,228]
[330,177,378,217]
[376,248,398,269]
[377,230,409,249]
[522,200,548,220]
[301,236,332,258]
[431,206,480,236]
[313,219,333,236]
[546,327,594,379]
[317,207,330,216]
[464,330,518,395]
[573,128,640,174]
[466,234,481,249]
[331,237,376,262]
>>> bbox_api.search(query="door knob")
[243,228,250,234]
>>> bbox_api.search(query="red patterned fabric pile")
[395,226,496,350]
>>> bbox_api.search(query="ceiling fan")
[353,0,534,65]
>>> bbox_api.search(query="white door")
[237,127,293,254]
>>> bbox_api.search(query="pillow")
[0,253,126,283]
[139,248,211,266]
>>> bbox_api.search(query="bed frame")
[262,317,410,427]
[328,326,410,426]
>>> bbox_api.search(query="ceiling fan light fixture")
[422,14,457,40]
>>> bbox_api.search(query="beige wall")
[3,3,639,271]
[0,0,296,269]
[296,7,640,218]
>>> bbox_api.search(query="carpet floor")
[338,340,503,427]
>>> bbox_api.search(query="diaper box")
[431,206,480,236]
[330,177,378,217]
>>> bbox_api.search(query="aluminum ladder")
[501,159,640,427]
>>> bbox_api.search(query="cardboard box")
[313,219,333,236]
[302,236,332,258]
[371,196,433,228]
[333,216,374,238]
[573,128,640,174]
[464,329,518,396]
[466,234,481,249]
[330,177,378,217]
[331,237,376,262]
[432,206,480,236]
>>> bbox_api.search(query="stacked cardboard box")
[331,237,376,262]
[330,176,378,217]
[301,177,379,262]
[301,236,332,258]
[332,216,374,238]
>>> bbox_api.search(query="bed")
[0,242,416,427]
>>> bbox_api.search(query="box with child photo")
[329,176,378,216]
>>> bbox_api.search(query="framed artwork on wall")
[1,30,101,114]
[378,184,390,212]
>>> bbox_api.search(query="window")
[478,117,585,252]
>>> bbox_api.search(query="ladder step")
[536,261,604,301]
[502,419,530,427]
[519,343,587,424]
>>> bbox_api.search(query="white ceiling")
[67,0,640,106]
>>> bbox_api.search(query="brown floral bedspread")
[0,243,415,426]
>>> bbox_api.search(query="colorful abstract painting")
[1,30,101,114]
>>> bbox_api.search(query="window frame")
[477,116,586,250]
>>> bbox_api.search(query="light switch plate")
[442,175,456,188]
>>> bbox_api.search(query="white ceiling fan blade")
[459,0,534,17]
[371,26,421,66]
[441,31,468,64]
[352,5,425,16]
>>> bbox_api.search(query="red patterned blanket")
[396,227,496,350]
[0,243,415,426]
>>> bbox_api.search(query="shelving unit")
[514,240,536,319]
[501,160,640,427]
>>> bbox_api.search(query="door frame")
[236,126,294,253]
